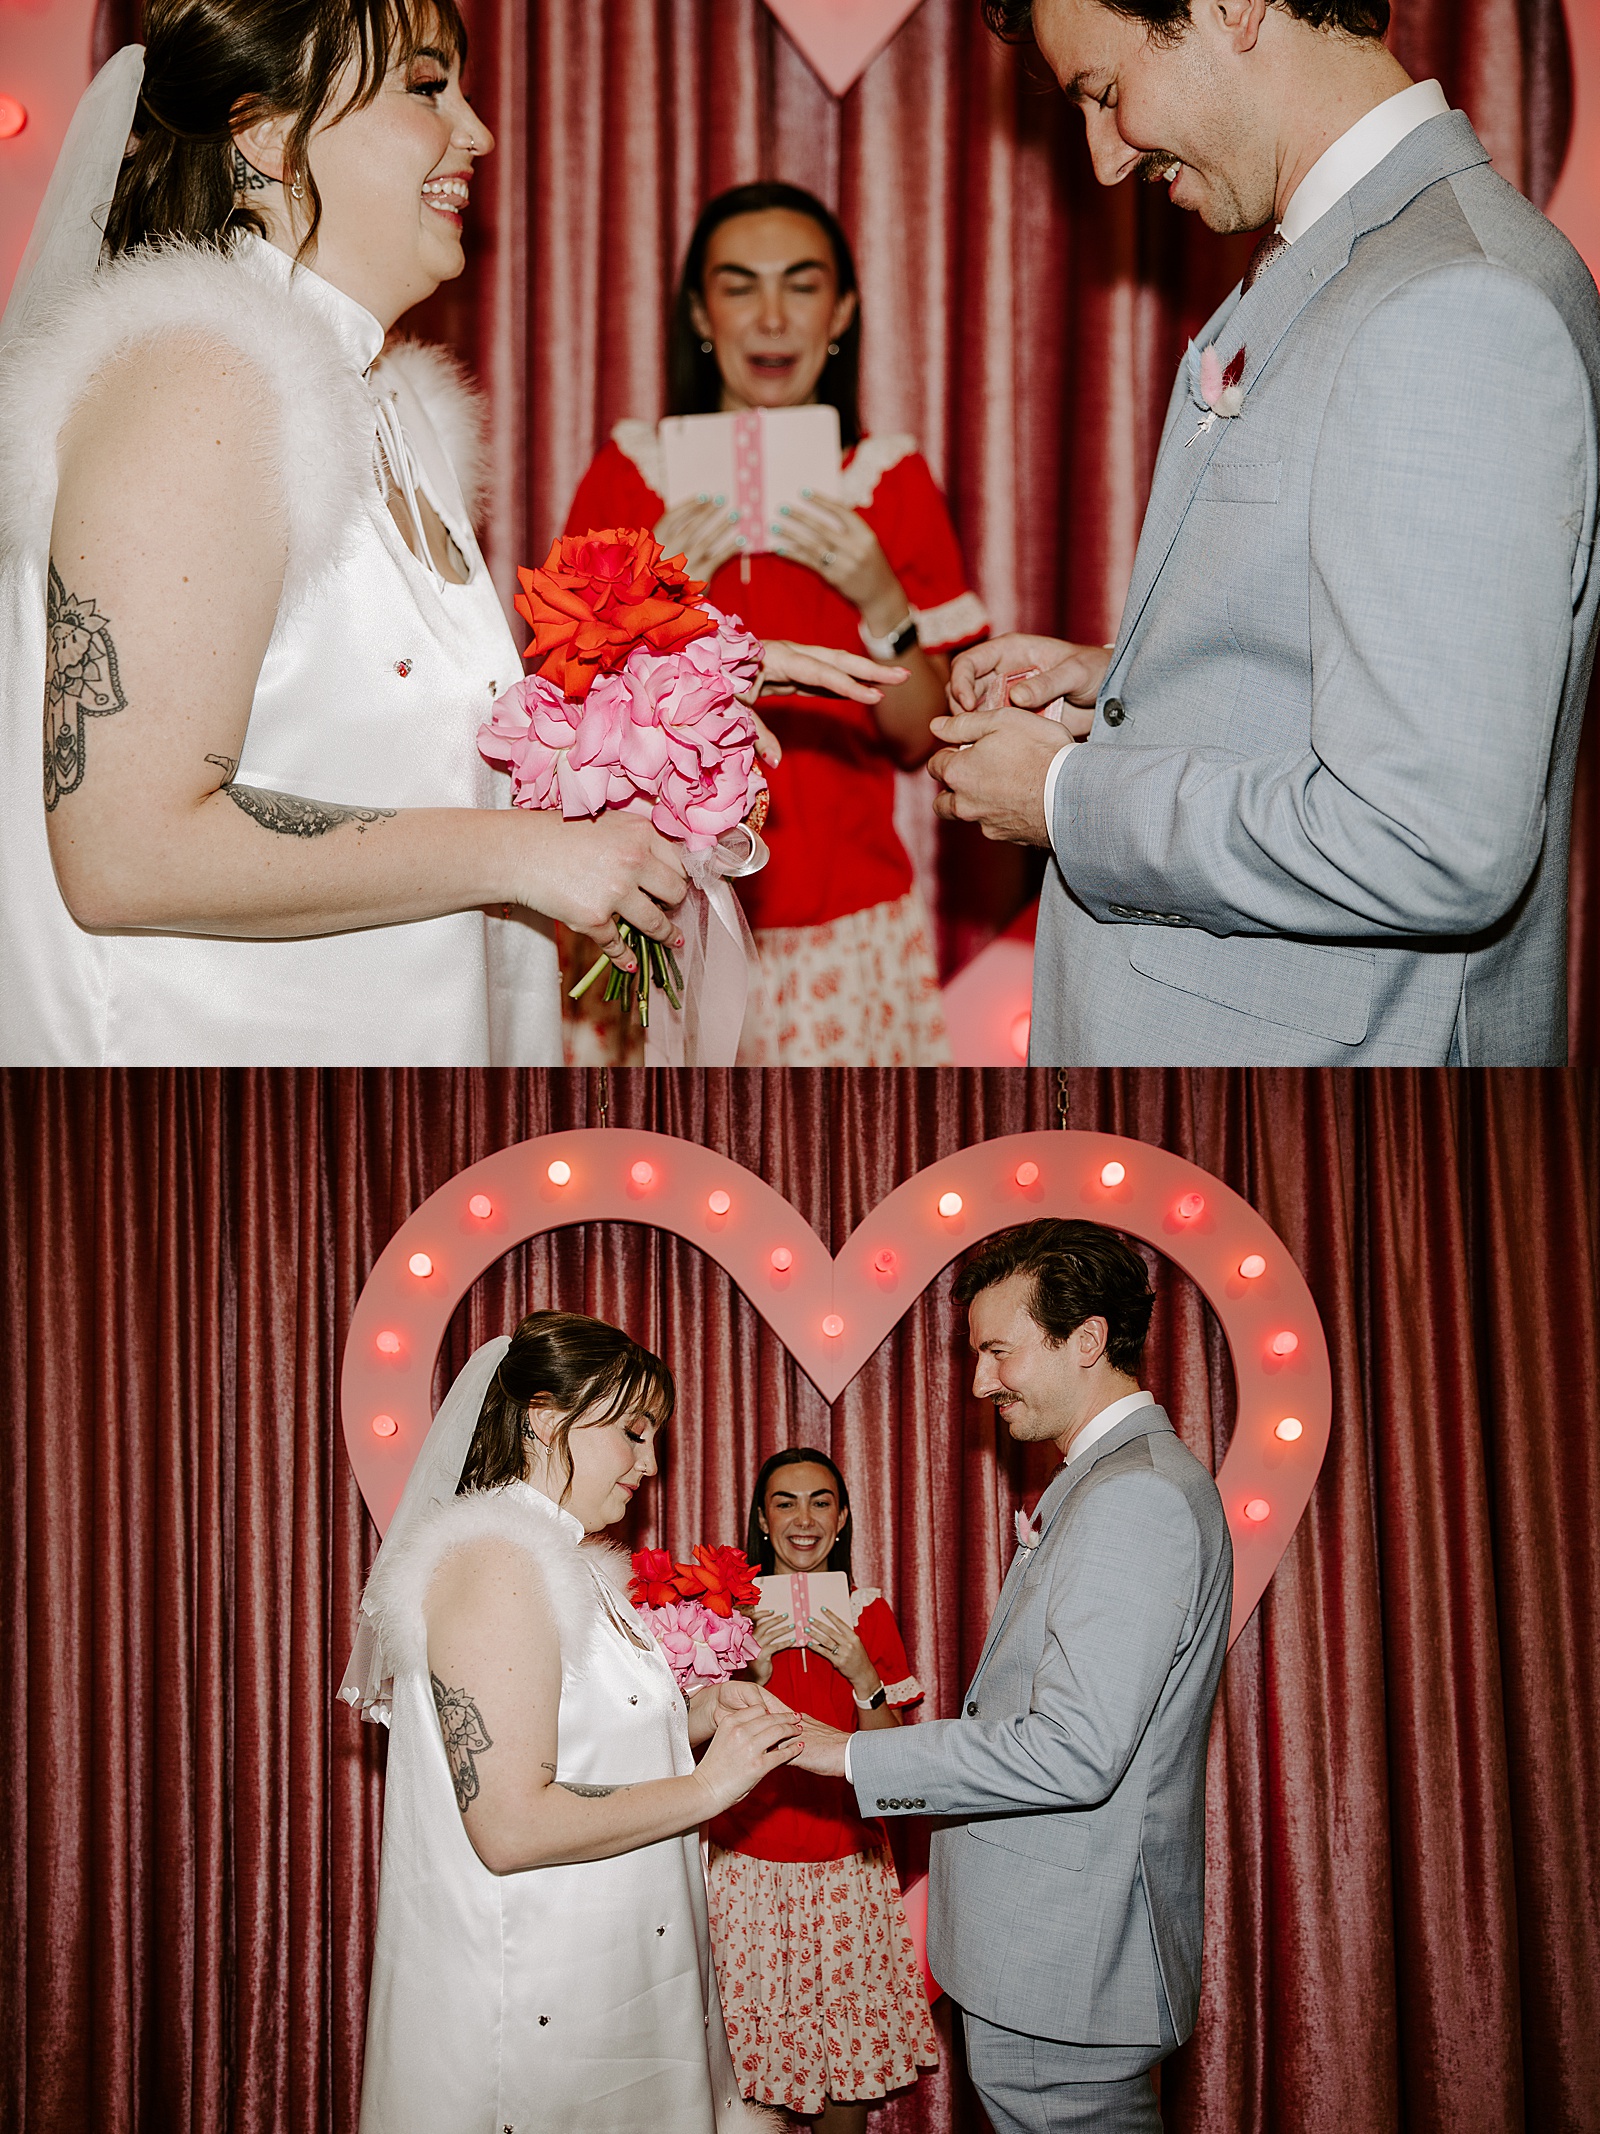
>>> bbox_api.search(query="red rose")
[673,1543,761,1618]
[514,527,716,699]
[628,1546,683,1609]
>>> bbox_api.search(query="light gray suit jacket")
[851,1405,1231,2052]
[1032,112,1600,1065]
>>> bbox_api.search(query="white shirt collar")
[1064,1388,1156,1468]
[236,231,386,375]
[1280,78,1450,245]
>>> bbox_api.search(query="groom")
[931,0,1600,1065]
[791,1220,1232,2133]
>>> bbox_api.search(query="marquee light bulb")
[375,1330,401,1356]
[1275,1417,1304,1442]
[468,1193,492,1219]
[938,1191,963,1218]
[630,1160,654,1187]
[874,1248,896,1274]
[371,1413,398,1439]
[407,1251,433,1279]
[1239,1253,1267,1280]
[707,1189,731,1216]
[1244,1497,1272,1523]
[1015,1160,1039,1188]
[546,1159,571,1186]
[1177,1192,1205,1222]
[770,1246,793,1272]
[1100,1160,1126,1187]
[1270,1330,1299,1357]
[821,1313,844,1338]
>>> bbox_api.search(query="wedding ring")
[821,550,836,568]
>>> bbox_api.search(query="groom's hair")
[953,1219,1155,1375]
[981,0,1390,43]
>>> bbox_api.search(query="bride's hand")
[508,811,687,972]
[654,497,744,585]
[746,641,908,707]
[693,1703,804,1811]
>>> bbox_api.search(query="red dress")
[703,1587,940,2113]
[565,424,988,933]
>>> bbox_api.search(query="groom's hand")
[950,632,1112,721]
[928,706,1065,846]
[792,1716,852,1778]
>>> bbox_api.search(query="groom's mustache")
[1137,153,1181,184]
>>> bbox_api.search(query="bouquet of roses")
[478,528,770,1054]
[628,1542,762,1694]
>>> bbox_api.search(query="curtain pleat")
[3,1068,1598,2134]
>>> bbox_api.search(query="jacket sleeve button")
[1102,697,1126,727]
[966,1702,978,1715]
[877,1799,888,1810]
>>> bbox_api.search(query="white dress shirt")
[1040,80,1449,858]
[842,1389,1158,1780]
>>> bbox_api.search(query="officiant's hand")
[928,706,1064,846]
[950,633,1111,733]
[655,496,745,585]
[742,1605,796,1686]
[770,494,903,635]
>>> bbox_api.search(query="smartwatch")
[854,1685,888,1711]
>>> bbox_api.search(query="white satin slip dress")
[358,1485,753,2134]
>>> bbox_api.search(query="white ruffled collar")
[236,231,385,376]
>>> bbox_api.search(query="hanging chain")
[596,1067,610,1128]
[1056,1068,1071,1131]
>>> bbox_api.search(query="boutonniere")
[1014,1507,1043,1554]
[1185,340,1248,446]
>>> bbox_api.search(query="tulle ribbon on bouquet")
[646,822,769,1065]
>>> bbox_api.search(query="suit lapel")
[1109,111,1492,672]
[965,1406,1176,1697]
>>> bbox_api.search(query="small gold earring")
[290,179,305,200]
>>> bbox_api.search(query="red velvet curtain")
[3,1067,1598,2134]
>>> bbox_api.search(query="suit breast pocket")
[965,1814,1089,1871]
[1198,456,1283,505]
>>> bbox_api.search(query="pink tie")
[1242,228,1289,294]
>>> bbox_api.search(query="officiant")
[565,182,989,1065]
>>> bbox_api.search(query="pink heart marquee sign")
[762,0,927,98]
[342,1129,1331,1648]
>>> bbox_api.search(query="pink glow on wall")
[0,0,97,309]
[342,1128,1332,1649]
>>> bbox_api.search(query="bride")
[0,0,899,1065]
[342,1312,798,2132]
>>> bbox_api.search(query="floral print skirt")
[737,889,951,1066]
[707,1842,940,2114]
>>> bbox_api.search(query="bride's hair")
[103,0,468,261]
[457,1311,676,1502]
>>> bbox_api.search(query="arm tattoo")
[431,1672,493,1814]
[556,1780,628,1799]
[45,561,127,811]
[204,757,396,838]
